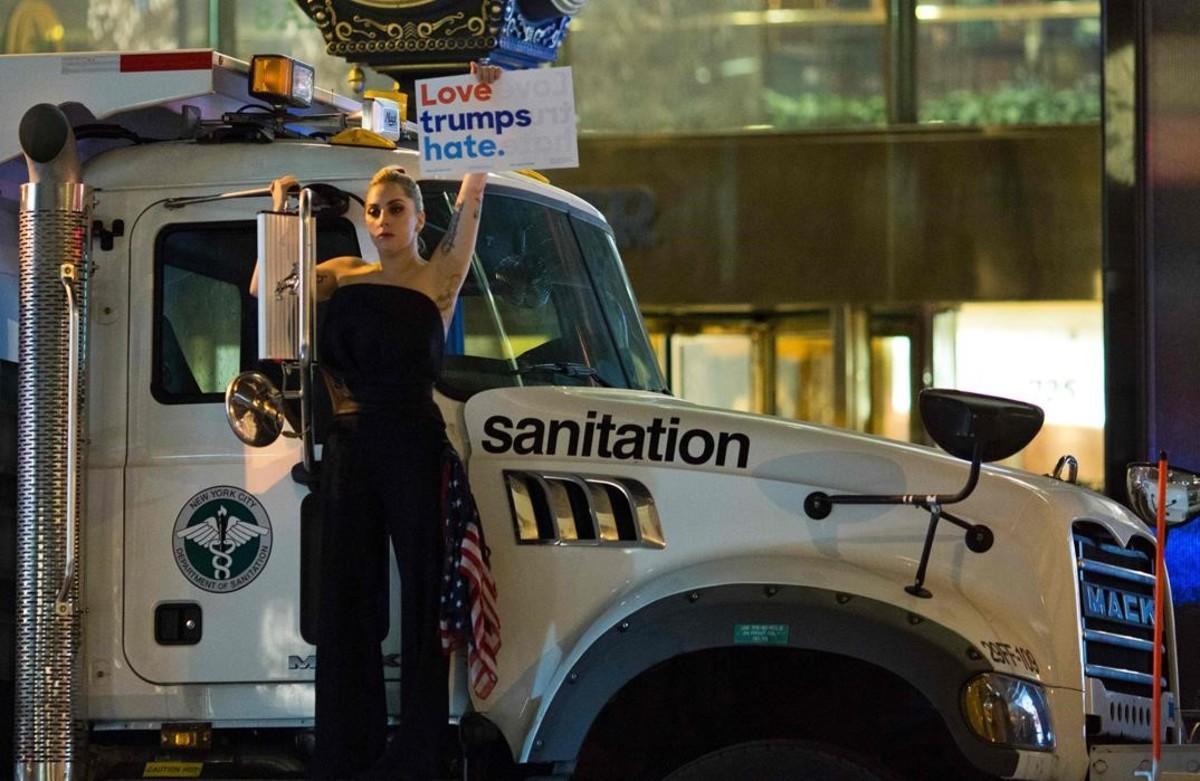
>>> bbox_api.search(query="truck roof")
[0,49,358,167]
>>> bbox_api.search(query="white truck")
[1,49,1197,780]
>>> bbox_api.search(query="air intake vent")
[504,471,664,548]
[1074,524,1174,741]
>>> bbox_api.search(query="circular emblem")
[172,487,273,593]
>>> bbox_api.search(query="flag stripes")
[439,448,501,699]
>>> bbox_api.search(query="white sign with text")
[416,67,578,177]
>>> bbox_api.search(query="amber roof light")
[249,54,314,109]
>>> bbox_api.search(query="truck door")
[123,195,367,686]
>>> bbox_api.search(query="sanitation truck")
[1,49,1197,781]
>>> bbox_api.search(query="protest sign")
[415,67,578,178]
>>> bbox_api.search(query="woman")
[263,63,500,780]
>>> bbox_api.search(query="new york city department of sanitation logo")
[172,486,273,593]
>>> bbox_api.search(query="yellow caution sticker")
[143,761,203,778]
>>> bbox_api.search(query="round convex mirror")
[225,371,287,447]
[1126,462,1200,528]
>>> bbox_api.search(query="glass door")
[646,317,767,413]
[774,314,838,426]
[669,327,763,413]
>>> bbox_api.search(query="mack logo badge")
[289,654,317,670]
[288,653,401,670]
[173,487,272,594]
[1084,584,1154,628]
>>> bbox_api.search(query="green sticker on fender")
[734,623,789,645]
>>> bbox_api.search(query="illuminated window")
[671,331,758,413]
[775,327,837,425]
[950,302,1104,486]
[917,0,1101,124]
[561,0,1099,132]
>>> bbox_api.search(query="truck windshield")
[423,186,666,399]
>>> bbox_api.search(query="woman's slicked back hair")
[368,165,422,212]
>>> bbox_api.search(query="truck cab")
[1,50,1193,781]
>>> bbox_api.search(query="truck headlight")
[961,673,1055,751]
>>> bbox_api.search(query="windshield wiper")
[513,361,614,388]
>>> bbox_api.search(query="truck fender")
[524,582,1021,779]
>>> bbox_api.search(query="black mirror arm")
[804,439,984,520]
[803,440,994,599]
[939,443,983,504]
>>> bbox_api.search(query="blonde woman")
[263,64,500,780]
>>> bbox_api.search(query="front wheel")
[663,740,893,781]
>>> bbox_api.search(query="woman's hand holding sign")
[471,61,502,85]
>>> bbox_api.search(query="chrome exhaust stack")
[15,103,91,781]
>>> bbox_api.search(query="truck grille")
[1073,524,1179,741]
[1074,527,1164,698]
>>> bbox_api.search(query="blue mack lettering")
[481,412,751,469]
[1084,584,1155,627]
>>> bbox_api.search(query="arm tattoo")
[436,274,463,313]
[440,204,465,255]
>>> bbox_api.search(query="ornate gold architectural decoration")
[305,0,498,54]
[295,0,578,78]
[353,15,404,38]
[348,0,437,8]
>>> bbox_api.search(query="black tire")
[663,740,891,781]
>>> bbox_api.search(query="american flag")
[439,447,501,700]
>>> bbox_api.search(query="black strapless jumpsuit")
[314,284,450,780]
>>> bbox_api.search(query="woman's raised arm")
[429,62,501,317]
[430,171,487,317]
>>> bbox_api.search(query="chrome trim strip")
[527,474,561,543]
[1085,664,1164,687]
[505,473,542,542]
[585,477,641,542]
[555,474,598,540]
[621,477,664,548]
[298,188,316,475]
[584,479,618,542]
[1083,629,1156,653]
[19,182,89,212]
[53,265,78,613]
[542,476,580,541]
[1079,559,1156,586]
[17,760,72,780]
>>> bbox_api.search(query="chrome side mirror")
[1127,462,1200,527]
[225,371,287,447]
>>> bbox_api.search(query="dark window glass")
[570,215,666,392]
[153,218,359,404]
[420,187,662,399]
[917,0,1101,125]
